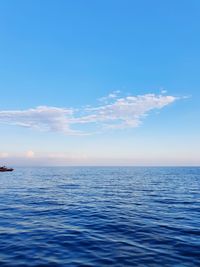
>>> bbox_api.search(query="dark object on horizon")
[0,166,14,172]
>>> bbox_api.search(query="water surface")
[0,167,200,266]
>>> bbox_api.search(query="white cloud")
[0,106,76,134]
[26,150,35,158]
[161,89,167,94]
[0,93,177,134]
[74,93,177,129]
[99,90,121,103]
[0,152,9,158]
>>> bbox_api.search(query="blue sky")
[0,0,200,165]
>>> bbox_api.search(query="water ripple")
[0,167,200,266]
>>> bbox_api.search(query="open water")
[0,167,200,266]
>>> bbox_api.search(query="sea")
[0,167,199,267]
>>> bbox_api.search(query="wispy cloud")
[98,90,121,103]
[0,152,9,158]
[0,93,177,135]
[26,150,35,158]
[77,93,177,129]
[0,106,76,134]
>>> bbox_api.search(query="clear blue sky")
[0,0,199,165]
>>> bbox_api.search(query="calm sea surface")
[0,167,200,266]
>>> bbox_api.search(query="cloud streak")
[0,93,177,135]
[0,106,76,134]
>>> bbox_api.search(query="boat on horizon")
[0,166,14,172]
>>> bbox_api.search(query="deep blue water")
[0,167,200,266]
